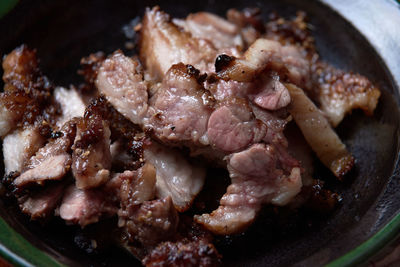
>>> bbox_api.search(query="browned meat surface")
[72,115,111,189]
[286,83,354,178]
[195,143,301,234]
[96,51,148,125]
[78,52,106,91]
[144,239,221,267]
[19,182,66,220]
[311,62,381,127]
[139,6,217,80]
[144,142,206,212]
[173,12,244,51]
[120,197,179,255]
[3,125,46,173]
[13,120,77,190]
[146,63,213,146]
[58,184,117,227]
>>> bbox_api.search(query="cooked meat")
[286,83,354,178]
[139,6,217,80]
[19,182,66,220]
[144,142,206,212]
[207,98,266,152]
[120,197,179,253]
[173,11,244,51]
[195,143,301,235]
[59,184,117,227]
[72,115,111,189]
[215,38,311,88]
[12,120,77,189]
[144,239,221,267]
[311,62,381,127]
[146,63,213,146]
[54,87,86,128]
[78,52,106,91]
[2,125,46,173]
[96,51,148,125]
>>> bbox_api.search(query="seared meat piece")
[121,197,179,254]
[144,142,206,212]
[144,239,221,267]
[195,143,301,235]
[96,51,148,125]
[3,125,46,173]
[13,120,77,189]
[59,184,117,227]
[19,182,66,220]
[146,63,213,146]
[311,62,381,127]
[139,6,217,80]
[54,87,86,128]
[286,83,354,178]
[216,38,311,88]
[173,11,244,51]
[78,52,106,91]
[207,98,266,153]
[72,114,111,189]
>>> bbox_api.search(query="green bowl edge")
[0,0,400,266]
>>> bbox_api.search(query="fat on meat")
[54,86,86,128]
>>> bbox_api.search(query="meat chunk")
[77,51,106,91]
[286,83,354,178]
[2,125,46,173]
[144,142,206,212]
[120,197,179,254]
[13,120,77,189]
[312,62,381,127]
[19,182,66,220]
[96,51,148,125]
[72,115,112,189]
[139,6,217,80]
[173,11,244,51]
[216,38,311,88]
[195,143,301,235]
[144,239,221,267]
[58,184,117,227]
[54,87,86,128]
[146,63,213,146]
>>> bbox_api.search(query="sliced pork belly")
[3,125,46,173]
[173,11,244,51]
[286,83,354,178]
[312,62,381,127]
[139,6,217,80]
[19,182,66,220]
[59,184,117,227]
[96,51,148,125]
[146,63,213,146]
[13,120,77,189]
[195,143,301,235]
[54,86,86,128]
[215,38,311,88]
[72,115,112,189]
[144,142,206,212]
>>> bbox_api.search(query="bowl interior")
[0,0,399,266]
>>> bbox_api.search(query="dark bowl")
[0,0,400,266]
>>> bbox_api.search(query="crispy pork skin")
[286,83,354,178]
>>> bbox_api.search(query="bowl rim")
[1,0,400,266]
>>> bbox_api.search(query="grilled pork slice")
[312,62,381,127]
[13,120,76,190]
[54,86,86,128]
[195,143,301,235]
[139,6,217,80]
[72,115,112,189]
[19,182,66,220]
[144,142,206,212]
[286,83,354,178]
[2,125,46,173]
